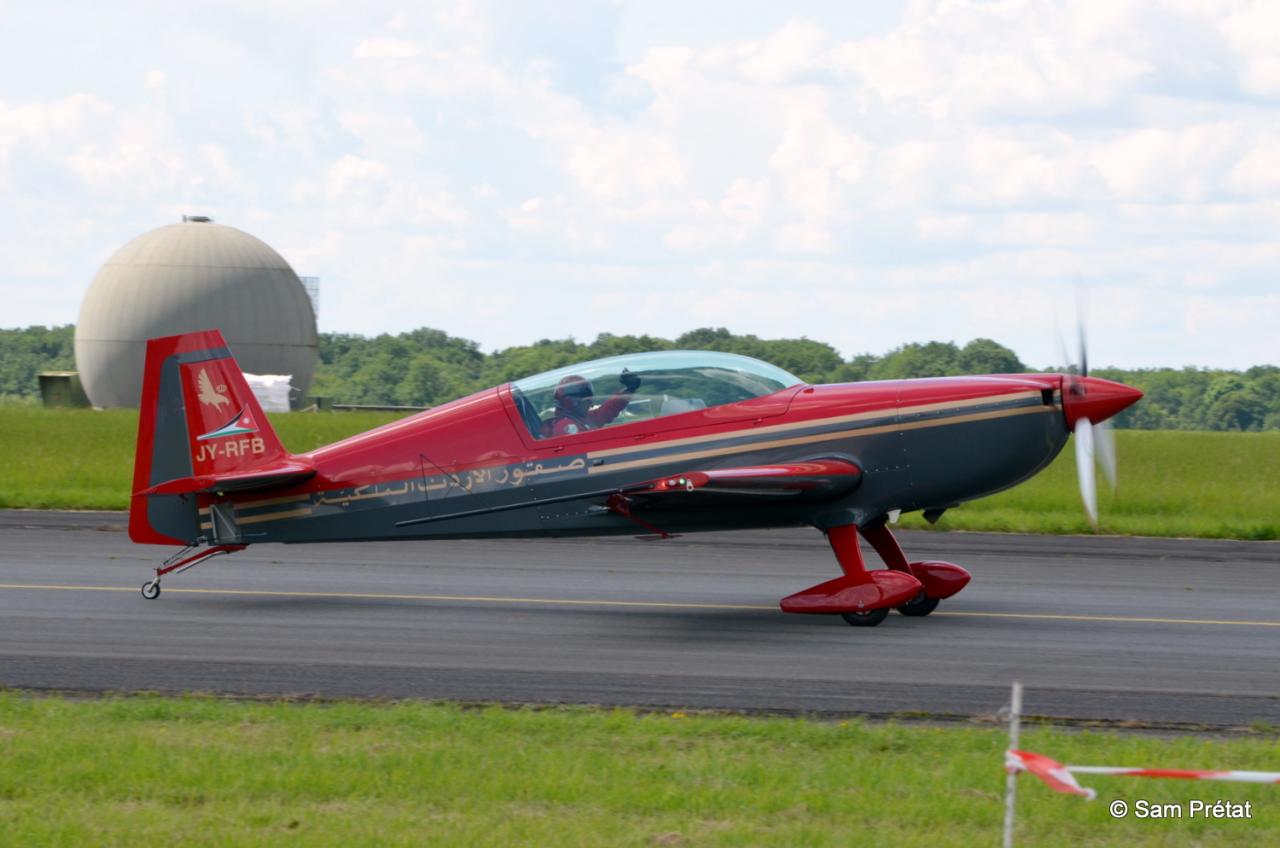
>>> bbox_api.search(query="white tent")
[243,373,293,413]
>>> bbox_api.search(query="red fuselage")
[191,373,1137,544]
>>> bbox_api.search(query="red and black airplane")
[130,329,1141,627]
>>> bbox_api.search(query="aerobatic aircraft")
[130,329,1141,627]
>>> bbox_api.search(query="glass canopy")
[509,350,803,440]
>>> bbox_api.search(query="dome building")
[75,217,318,408]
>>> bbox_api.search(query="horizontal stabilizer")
[137,460,316,496]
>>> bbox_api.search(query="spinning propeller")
[1059,320,1141,528]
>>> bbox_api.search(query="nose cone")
[1063,377,1143,430]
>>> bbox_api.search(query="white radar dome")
[75,217,318,408]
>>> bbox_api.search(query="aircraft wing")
[620,458,862,501]
[396,458,861,530]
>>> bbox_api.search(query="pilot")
[549,370,641,437]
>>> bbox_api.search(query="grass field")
[899,429,1280,540]
[0,407,404,511]
[0,407,1276,539]
[0,693,1276,847]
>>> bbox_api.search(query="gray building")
[75,217,318,408]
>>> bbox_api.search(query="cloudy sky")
[2,0,1277,369]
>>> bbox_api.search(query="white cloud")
[294,154,468,230]
[353,37,423,60]
[1,1,1278,370]
[979,212,1099,246]
[769,90,871,222]
[1090,125,1244,202]
[505,194,613,252]
[338,111,429,160]
[663,177,769,251]
[560,124,690,211]
[707,20,831,85]
[1227,135,1280,196]
[917,213,973,240]
[0,94,223,200]
[1218,1,1280,96]
[0,93,113,172]
[831,1,1151,119]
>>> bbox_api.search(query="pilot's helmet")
[553,375,593,411]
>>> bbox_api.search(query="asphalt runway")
[1,510,1278,728]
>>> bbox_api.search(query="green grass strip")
[0,408,403,511]
[0,408,1277,539]
[0,693,1276,846]
[897,430,1280,540]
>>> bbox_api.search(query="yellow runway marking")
[0,583,765,611]
[933,611,1280,628]
[3,583,1280,628]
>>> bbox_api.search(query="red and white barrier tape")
[1069,766,1280,784]
[1008,749,1280,799]
[1006,750,1096,799]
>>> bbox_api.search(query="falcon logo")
[197,368,231,411]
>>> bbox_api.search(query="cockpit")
[509,350,804,440]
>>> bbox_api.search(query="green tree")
[828,353,879,384]
[0,325,75,398]
[484,339,585,384]
[674,327,739,350]
[759,338,844,383]
[586,333,672,360]
[1205,376,1267,431]
[396,356,453,406]
[345,352,402,405]
[872,341,963,379]
[958,338,1024,374]
[7,322,1278,429]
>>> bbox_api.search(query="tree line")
[2,324,1277,431]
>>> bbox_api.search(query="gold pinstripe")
[585,388,1044,461]
[199,506,315,531]
[237,507,314,524]
[591,403,1052,476]
[199,492,312,516]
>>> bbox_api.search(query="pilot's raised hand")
[619,369,641,392]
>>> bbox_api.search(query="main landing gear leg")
[779,524,922,627]
[141,544,245,599]
[861,521,972,617]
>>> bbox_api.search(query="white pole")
[1002,681,1023,848]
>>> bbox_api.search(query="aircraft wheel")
[896,592,940,617]
[141,581,160,600]
[840,608,889,627]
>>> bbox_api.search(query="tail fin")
[130,329,314,545]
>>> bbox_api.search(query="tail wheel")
[840,608,889,627]
[896,592,940,617]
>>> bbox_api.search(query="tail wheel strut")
[141,544,245,600]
